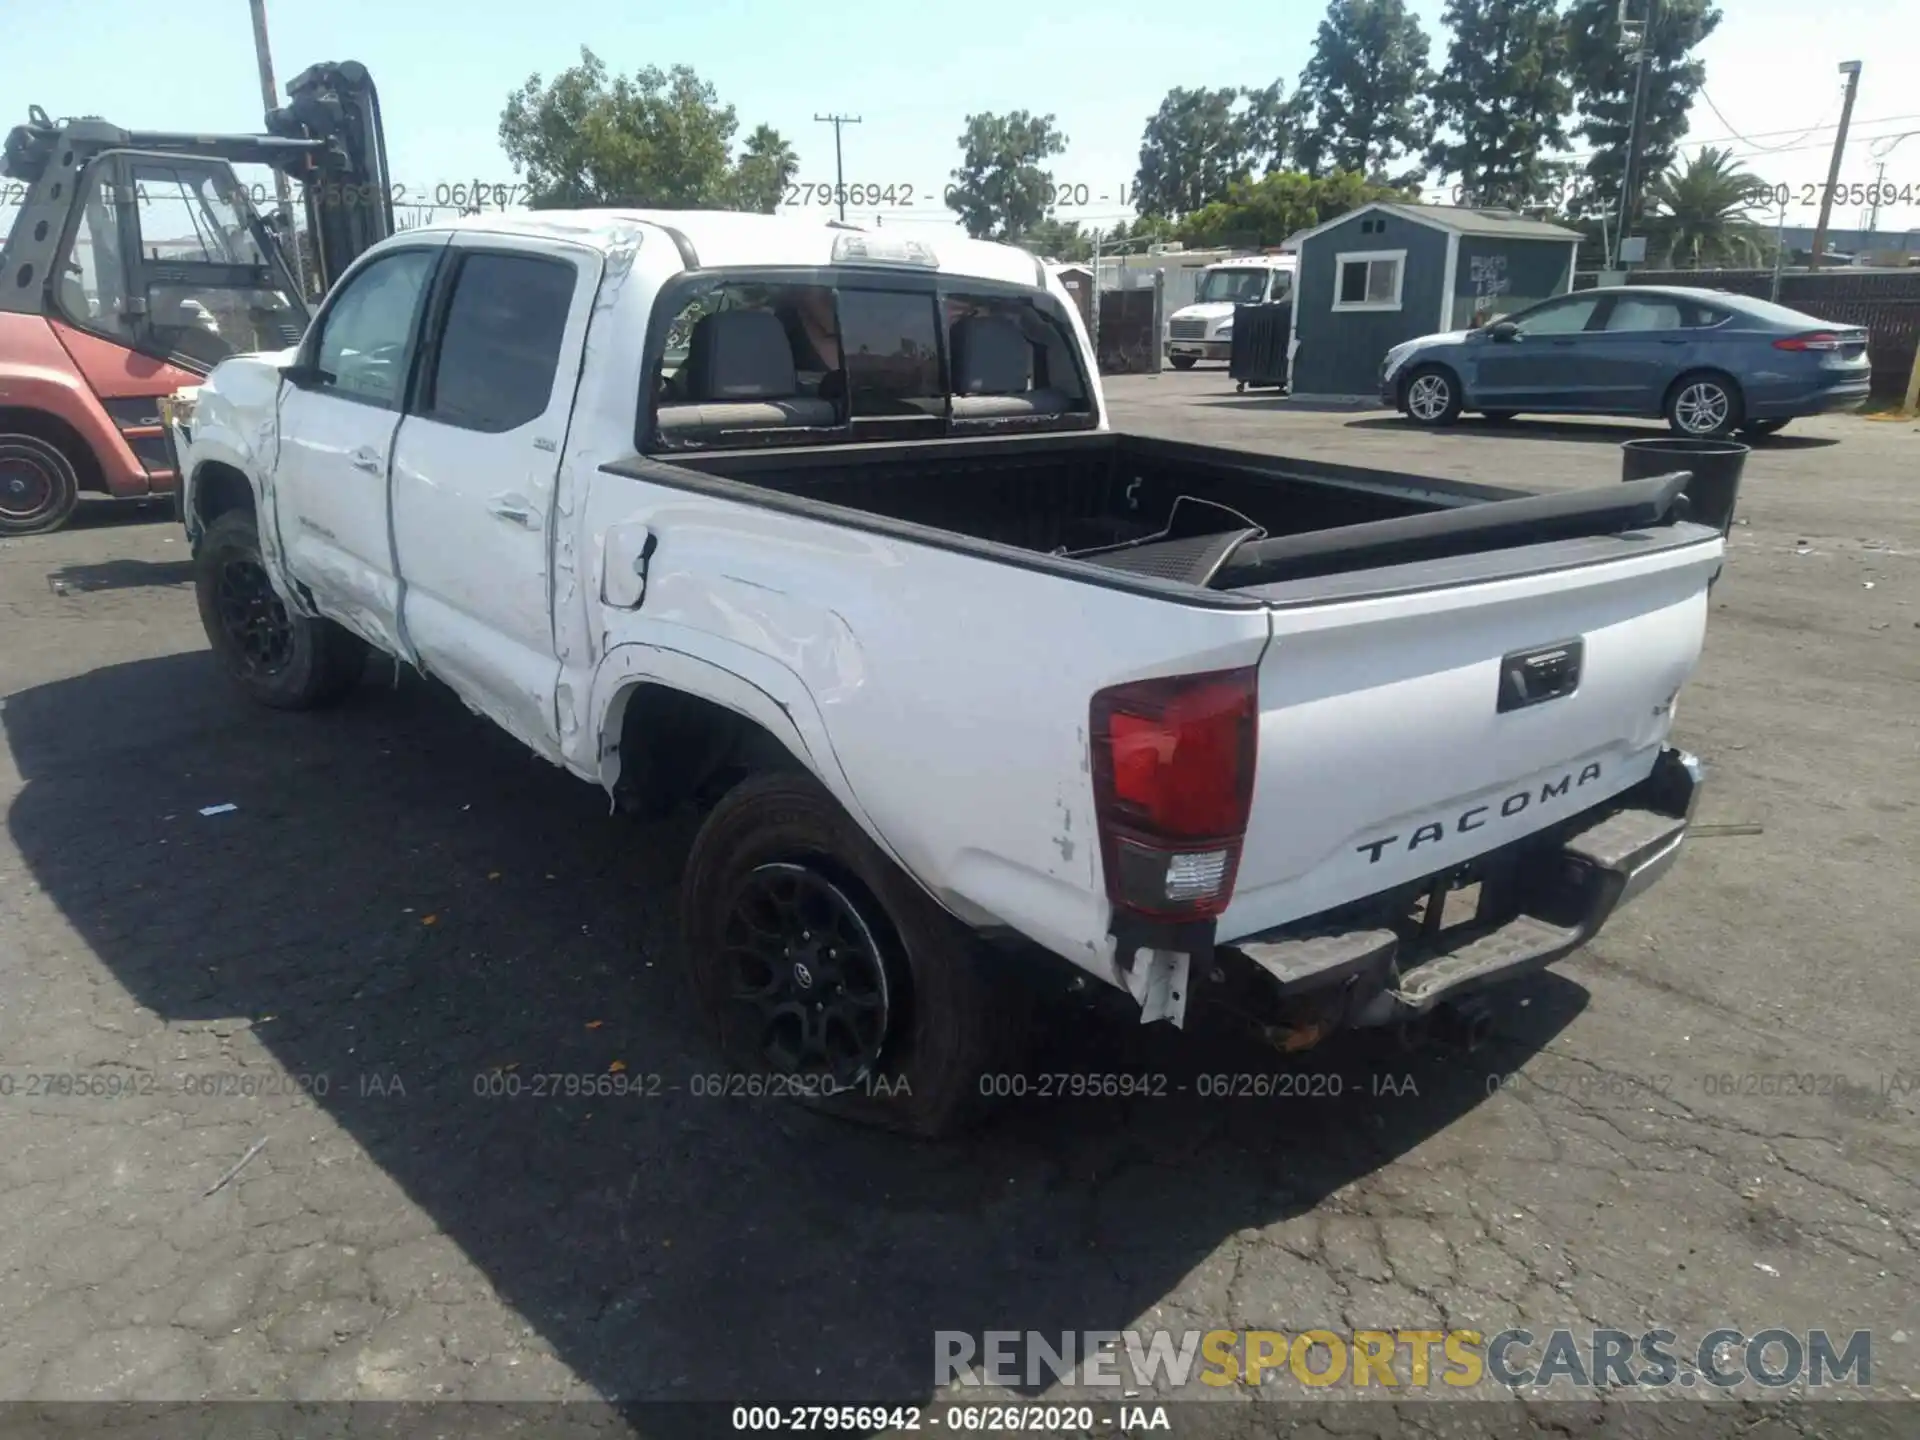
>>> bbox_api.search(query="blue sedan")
[1380,286,1872,438]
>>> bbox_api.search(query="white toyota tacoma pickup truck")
[166,208,1715,1136]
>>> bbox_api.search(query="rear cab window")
[644,269,1094,452]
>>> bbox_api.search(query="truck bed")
[619,432,1695,593]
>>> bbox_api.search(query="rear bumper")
[1748,376,1872,420]
[1209,746,1706,1039]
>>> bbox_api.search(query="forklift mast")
[1,60,392,306]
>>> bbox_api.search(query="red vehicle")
[0,62,390,534]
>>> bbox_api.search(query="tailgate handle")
[1498,639,1584,713]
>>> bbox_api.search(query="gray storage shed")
[1289,203,1583,398]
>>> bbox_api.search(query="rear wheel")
[680,772,1027,1138]
[1403,365,1462,426]
[1666,372,1744,437]
[1170,355,1198,371]
[194,510,368,709]
[0,431,82,537]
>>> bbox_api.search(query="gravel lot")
[1,373,1915,1435]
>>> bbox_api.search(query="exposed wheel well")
[0,407,104,494]
[191,461,255,529]
[607,683,806,819]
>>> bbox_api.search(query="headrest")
[950,315,1033,396]
[684,309,798,401]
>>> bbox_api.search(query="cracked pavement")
[1,385,1915,1436]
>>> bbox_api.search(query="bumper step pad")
[1223,799,1695,1025]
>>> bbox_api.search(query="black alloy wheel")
[215,555,296,678]
[721,860,892,1088]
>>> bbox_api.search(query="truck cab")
[1164,255,1295,369]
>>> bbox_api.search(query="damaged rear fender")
[586,641,900,862]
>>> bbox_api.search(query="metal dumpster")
[1228,301,1292,391]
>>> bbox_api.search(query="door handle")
[350,447,383,474]
[1659,338,1687,345]
[488,495,538,528]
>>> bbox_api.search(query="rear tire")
[0,431,82,537]
[1666,372,1744,438]
[680,772,1028,1139]
[1170,355,1198,371]
[194,510,368,709]
[1403,365,1462,426]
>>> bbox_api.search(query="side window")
[1266,270,1293,303]
[59,172,132,339]
[1604,295,1685,332]
[313,250,437,407]
[837,290,943,417]
[1514,296,1601,335]
[1684,303,1728,329]
[421,252,577,432]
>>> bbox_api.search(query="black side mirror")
[280,361,334,389]
[1488,321,1521,342]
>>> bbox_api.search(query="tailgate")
[1215,530,1721,943]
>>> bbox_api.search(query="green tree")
[498,48,797,210]
[1293,0,1435,185]
[1565,0,1721,228]
[1132,84,1302,219]
[1175,170,1407,250]
[946,111,1069,241]
[1427,0,1574,208]
[1644,146,1770,266]
[1022,216,1091,261]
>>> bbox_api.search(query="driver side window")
[314,250,438,407]
[1514,296,1601,336]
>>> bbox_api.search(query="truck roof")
[394,208,1049,288]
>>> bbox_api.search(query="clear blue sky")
[5,0,1918,240]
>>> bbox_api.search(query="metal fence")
[1575,268,1920,398]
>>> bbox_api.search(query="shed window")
[1333,250,1405,312]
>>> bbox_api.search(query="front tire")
[1403,365,1462,426]
[0,431,82,536]
[1170,355,1198,371]
[1666,372,1744,437]
[194,510,368,709]
[680,772,1026,1138]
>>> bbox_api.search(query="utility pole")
[1809,61,1862,271]
[1612,0,1653,271]
[247,0,305,293]
[813,113,862,221]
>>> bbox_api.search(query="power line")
[1697,87,1840,153]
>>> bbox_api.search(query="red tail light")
[1090,667,1258,921]
[1774,332,1842,351]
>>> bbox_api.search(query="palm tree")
[1644,147,1772,268]
[731,125,800,214]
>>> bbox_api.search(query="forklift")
[0,61,392,534]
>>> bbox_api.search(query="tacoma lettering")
[1355,763,1604,864]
